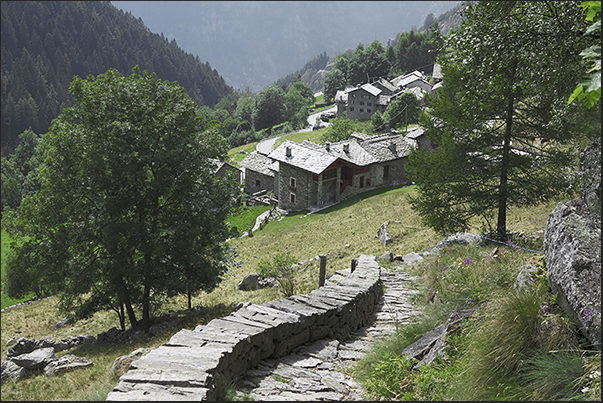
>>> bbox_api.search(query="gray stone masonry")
[106,254,383,401]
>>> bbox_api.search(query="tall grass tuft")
[450,287,548,400]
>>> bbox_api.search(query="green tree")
[407,1,589,241]
[252,84,286,131]
[320,115,355,143]
[333,52,351,82]
[385,92,421,130]
[348,43,367,85]
[568,1,601,108]
[258,252,298,297]
[365,40,390,80]
[371,110,385,132]
[322,68,346,103]
[3,67,241,330]
[1,156,23,211]
[284,81,314,129]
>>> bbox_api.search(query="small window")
[367,102,372,106]
[383,166,390,180]
[290,193,296,203]
[360,109,364,113]
[367,109,371,113]
[290,177,296,188]
[349,107,355,111]
[359,101,364,105]
[255,179,261,187]
[359,176,365,188]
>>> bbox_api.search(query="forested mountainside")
[0,0,233,156]
[273,1,467,93]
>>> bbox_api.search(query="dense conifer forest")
[0,0,234,156]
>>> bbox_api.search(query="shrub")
[257,252,298,297]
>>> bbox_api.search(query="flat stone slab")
[107,381,210,401]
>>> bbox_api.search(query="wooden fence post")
[351,258,358,273]
[319,254,326,287]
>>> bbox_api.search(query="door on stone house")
[340,166,353,193]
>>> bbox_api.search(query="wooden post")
[351,258,358,273]
[319,254,326,287]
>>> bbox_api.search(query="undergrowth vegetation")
[351,243,601,401]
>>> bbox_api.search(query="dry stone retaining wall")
[106,254,382,401]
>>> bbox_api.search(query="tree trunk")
[119,303,125,331]
[497,95,514,242]
[124,296,138,329]
[188,290,192,310]
[142,284,150,329]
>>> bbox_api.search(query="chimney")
[389,142,397,153]
[286,146,292,157]
[343,143,350,153]
[325,141,330,151]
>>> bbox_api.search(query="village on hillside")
[222,68,443,212]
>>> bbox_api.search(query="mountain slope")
[1,0,233,155]
[111,1,460,92]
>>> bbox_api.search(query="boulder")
[6,337,39,357]
[9,347,55,370]
[402,252,424,266]
[400,307,475,370]
[377,251,393,262]
[238,273,260,291]
[1,360,29,385]
[377,222,392,247]
[108,348,151,380]
[543,137,601,348]
[43,354,93,376]
[544,200,601,348]
[430,232,483,252]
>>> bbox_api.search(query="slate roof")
[374,78,397,93]
[269,134,412,174]
[391,70,427,89]
[239,151,275,177]
[405,127,426,139]
[269,140,337,175]
[358,134,412,163]
[209,158,238,174]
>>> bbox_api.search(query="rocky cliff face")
[544,138,601,349]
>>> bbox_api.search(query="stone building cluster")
[334,69,440,121]
[239,130,433,212]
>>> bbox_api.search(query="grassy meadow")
[2,124,596,401]
[1,179,568,400]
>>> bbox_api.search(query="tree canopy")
[407,1,597,241]
[3,67,241,330]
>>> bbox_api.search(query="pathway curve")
[234,265,422,401]
[255,105,337,155]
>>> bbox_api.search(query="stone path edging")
[236,267,421,400]
[106,254,383,401]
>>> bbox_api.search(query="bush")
[257,252,298,297]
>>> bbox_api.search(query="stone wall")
[106,254,383,401]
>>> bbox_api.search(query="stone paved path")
[235,266,422,401]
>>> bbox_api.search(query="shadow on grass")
[312,185,414,216]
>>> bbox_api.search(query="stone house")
[336,83,389,121]
[267,132,413,211]
[335,70,435,122]
[404,127,436,151]
[210,158,241,182]
[238,151,277,195]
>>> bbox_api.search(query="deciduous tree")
[3,66,241,330]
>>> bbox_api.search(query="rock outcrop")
[544,138,601,349]
[1,335,96,385]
